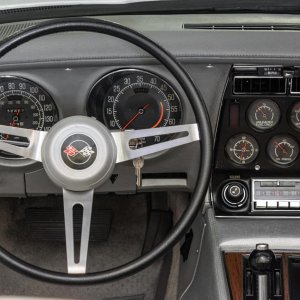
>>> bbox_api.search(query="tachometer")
[88,69,182,148]
[0,76,59,158]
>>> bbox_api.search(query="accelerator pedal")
[25,207,113,242]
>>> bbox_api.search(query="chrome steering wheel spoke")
[111,123,200,163]
[63,188,94,274]
[0,121,200,275]
[0,123,200,164]
[0,125,47,161]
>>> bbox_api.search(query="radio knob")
[222,182,248,208]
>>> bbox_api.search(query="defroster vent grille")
[234,77,286,94]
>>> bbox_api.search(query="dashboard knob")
[222,182,248,208]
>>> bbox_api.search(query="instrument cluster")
[0,69,183,162]
[215,96,300,174]
[225,99,300,167]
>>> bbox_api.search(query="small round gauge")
[267,135,299,165]
[87,69,182,148]
[247,99,280,131]
[226,134,259,165]
[290,102,300,130]
[0,76,59,158]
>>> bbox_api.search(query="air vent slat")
[234,77,286,94]
[183,24,300,31]
[291,77,300,94]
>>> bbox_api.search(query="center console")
[213,65,300,216]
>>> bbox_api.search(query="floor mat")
[0,194,165,300]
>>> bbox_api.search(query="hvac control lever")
[249,244,276,300]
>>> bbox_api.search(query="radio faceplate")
[252,179,300,212]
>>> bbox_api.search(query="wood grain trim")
[224,252,244,300]
[225,252,300,300]
[282,254,290,300]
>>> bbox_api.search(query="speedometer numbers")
[0,77,58,158]
[88,69,182,148]
[226,134,259,165]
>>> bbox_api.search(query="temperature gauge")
[247,99,280,131]
[226,134,259,165]
[267,135,299,165]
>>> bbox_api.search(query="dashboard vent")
[234,77,286,94]
[291,77,300,94]
[183,24,300,31]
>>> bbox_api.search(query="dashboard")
[3,13,300,300]
[2,14,300,209]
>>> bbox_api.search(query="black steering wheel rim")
[0,18,213,284]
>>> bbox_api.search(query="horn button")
[61,135,97,170]
[41,116,117,191]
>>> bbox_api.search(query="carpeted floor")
[0,194,165,300]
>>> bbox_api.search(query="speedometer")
[87,69,182,148]
[0,76,59,158]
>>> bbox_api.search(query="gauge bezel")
[246,99,281,132]
[225,133,260,166]
[87,68,184,158]
[0,75,59,167]
[288,100,300,131]
[266,134,299,167]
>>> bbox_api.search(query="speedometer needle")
[121,104,150,131]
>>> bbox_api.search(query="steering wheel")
[0,18,212,284]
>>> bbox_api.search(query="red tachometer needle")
[121,104,150,131]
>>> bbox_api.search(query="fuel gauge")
[267,135,299,165]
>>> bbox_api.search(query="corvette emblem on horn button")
[61,134,97,170]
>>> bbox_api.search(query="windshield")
[0,0,159,10]
[1,0,300,18]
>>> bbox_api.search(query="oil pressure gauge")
[247,99,280,131]
[226,134,259,165]
[267,135,299,165]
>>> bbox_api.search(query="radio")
[252,179,300,212]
